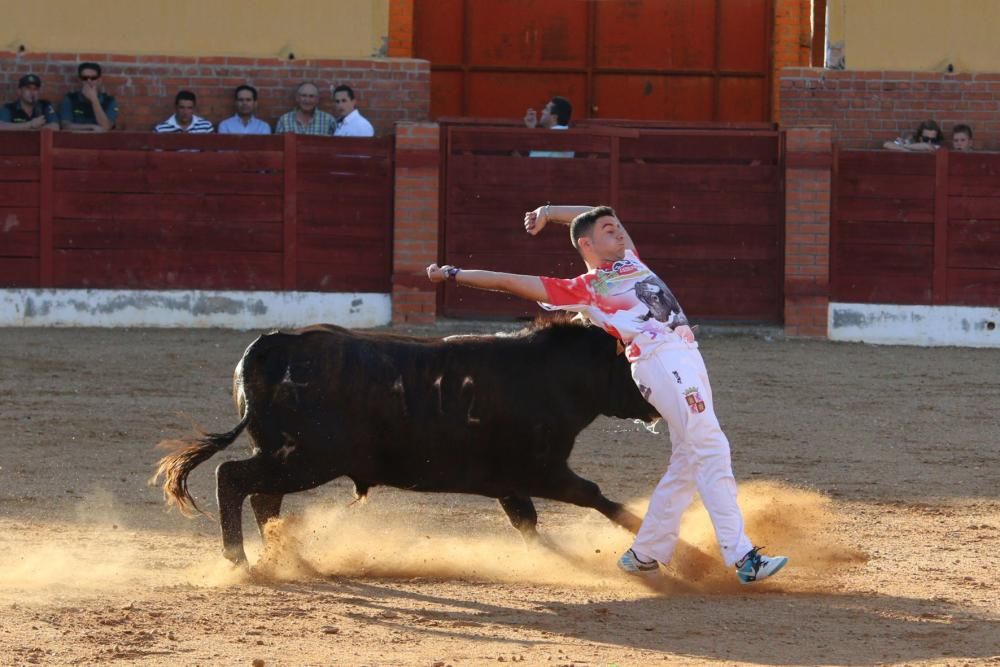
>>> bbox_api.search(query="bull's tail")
[150,412,250,517]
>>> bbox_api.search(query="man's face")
[582,216,626,262]
[296,85,319,113]
[333,91,355,119]
[235,90,256,118]
[539,101,556,129]
[79,68,101,91]
[18,84,39,106]
[952,132,972,151]
[175,99,196,125]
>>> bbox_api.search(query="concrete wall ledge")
[829,303,1000,348]
[0,289,390,329]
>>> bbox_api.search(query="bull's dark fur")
[153,317,660,564]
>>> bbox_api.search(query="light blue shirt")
[218,114,272,135]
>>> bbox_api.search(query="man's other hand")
[426,263,448,283]
[675,325,696,343]
[524,207,547,236]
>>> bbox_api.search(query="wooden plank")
[836,196,934,223]
[948,174,1000,197]
[54,169,283,195]
[53,219,282,252]
[946,269,1000,306]
[838,151,936,176]
[618,190,780,225]
[947,221,1000,269]
[0,134,40,156]
[0,156,41,180]
[0,231,41,257]
[948,195,1000,221]
[53,131,282,152]
[947,151,1000,177]
[298,226,390,246]
[295,135,394,158]
[446,153,609,188]
[0,207,40,231]
[296,260,391,293]
[53,149,284,172]
[39,129,53,287]
[295,159,393,182]
[0,182,40,206]
[0,258,39,287]
[836,221,933,245]
[447,181,611,215]
[837,243,934,274]
[619,163,779,192]
[53,192,282,222]
[932,148,949,304]
[449,128,612,155]
[836,172,935,199]
[296,198,391,227]
[832,273,933,305]
[619,133,779,163]
[52,249,283,290]
[283,132,297,290]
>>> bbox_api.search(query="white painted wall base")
[829,302,1000,347]
[0,289,391,329]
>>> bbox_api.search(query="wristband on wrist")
[544,202,551,219]
[444,266,461,280]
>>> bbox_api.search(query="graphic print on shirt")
[635,276,684,325]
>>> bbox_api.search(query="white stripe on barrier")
[829,302,1000,348]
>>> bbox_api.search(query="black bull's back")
[155,319,661,564]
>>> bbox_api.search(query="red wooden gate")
[440,125,785,322]
[415,0,773,123]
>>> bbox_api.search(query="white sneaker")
[735,547,788,584]
[618,548,660,575]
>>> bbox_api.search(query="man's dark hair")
[952,123,973,139]
[235,84,258,101]
[550,96,572,126]
[570,205,617,250]
[913,119,943,144]
[175,90,197,106]
[78,62,102,77]
[333,84,356,100]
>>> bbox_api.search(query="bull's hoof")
[223,547,248,566]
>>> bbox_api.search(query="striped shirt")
[275,109,334,136]
[154,114,214,133]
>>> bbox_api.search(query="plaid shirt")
[275,109,334,136]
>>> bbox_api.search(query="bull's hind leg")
[498,496,539,543]
[250,493,284,538]
[537,468,643,534]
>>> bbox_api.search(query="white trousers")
[629,342,754,568]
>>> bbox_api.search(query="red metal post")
[282,132,298,290]
[38,128,54,287]
[932,147,950,304]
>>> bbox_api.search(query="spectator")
[951,124,974,151]
[525,96,574,158]
[154,91,214,133]
[59,62,118,132]
[275,82,334,135]
[884,119,943,152]
[332,84,374,137]
[0,74,59,131]
[218,85,271,135]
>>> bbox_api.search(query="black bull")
[153,319,661,565]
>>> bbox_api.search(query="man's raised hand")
[523,207,548,236]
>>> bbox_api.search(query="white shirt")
[218,114,271,135]
[154,114,214,133]
[333,109,374,137]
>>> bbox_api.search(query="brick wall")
[387,0,415,58]
[391,122,440,324]
[772,0,813,122]
[781,67,1000,149]
[0,51,429,134]
[784,126,832,338]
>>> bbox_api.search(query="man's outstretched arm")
[426,264,548,302]
[523,204,637,252]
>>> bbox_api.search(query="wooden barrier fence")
[833,149,1000,306]
[0,131,394,293]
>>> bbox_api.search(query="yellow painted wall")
[2,0,389,59]
[829,0,1000,72]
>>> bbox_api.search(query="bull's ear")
[616,340,625,356]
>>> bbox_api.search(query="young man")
[154,91,214,133]
[275,82,334,136]
[59,62,118,132]
[426,205,789,584]
[524,96,574,158]
[0,74,59,131]
[218,85,271,135]
[332,84,374,137]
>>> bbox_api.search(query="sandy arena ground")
[0,325,998,666]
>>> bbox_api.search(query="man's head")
[952,124,973,151]
[174,90,197,125]
[77,62,102,89]
[234,85,258,118]
[540,96,572,128]
[17,74,42,106]
[570,206,625,263]
[914,119,942,145]
[332,84,356,120]
[295,82,319,113]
